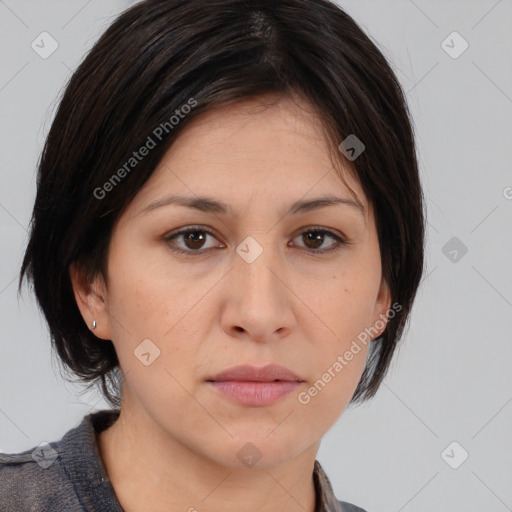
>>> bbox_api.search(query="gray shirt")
[0,409,367,512]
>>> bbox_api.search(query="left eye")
[292,229,346,253]
[164,226,346,255]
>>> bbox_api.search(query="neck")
[97,405,319,512]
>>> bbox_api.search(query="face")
[74,94,391,470]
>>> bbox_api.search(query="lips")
[206,364,304,407]
[207,364,304,383]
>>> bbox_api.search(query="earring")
[91,320,97,330]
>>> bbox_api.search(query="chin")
[204,430,311,471]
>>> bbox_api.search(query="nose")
[220,238,295,343]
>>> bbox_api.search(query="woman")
[0,0,425,511]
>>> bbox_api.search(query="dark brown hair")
[19,0,425,407]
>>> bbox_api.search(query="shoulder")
[0,409,121,512]
[0,440,79,511]
[337,500,369,512]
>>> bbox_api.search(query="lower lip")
[207,380,302,406]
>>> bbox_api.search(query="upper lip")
[207,364,304,382]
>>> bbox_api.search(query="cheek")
[294,266,379,344]
[298,327,370,405]
[289,266,377,412]
[105,239,180,332]
[295,342,370,437]
[104,243,211,382]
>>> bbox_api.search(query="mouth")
[206,364,304,407]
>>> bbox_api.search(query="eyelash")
[163,225,348,256]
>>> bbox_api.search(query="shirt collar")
[313,459,345,512]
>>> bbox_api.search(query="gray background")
[1,1,511,510]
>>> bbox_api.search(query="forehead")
[174,95,332,162]
[128,94,368,219]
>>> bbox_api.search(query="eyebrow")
[140,193,365,217]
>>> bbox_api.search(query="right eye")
[163,226,225,255]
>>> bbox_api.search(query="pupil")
[186,231,205,249]
[305,231,323,249]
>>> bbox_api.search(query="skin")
[71,94,391,512]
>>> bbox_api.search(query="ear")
[69,262,112,340]
[371,277,392,339]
